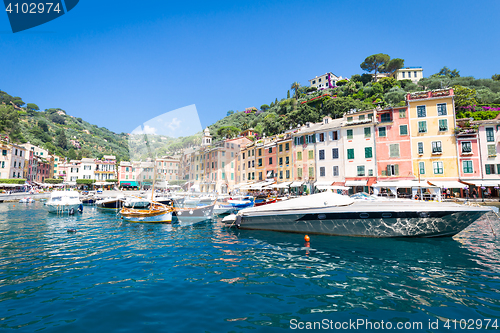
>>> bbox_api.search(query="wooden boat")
[119,163,172,223]
[120,202,173,223]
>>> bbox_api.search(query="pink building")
[456,119,482,184]
[264,141,277,181]
[375,106,413,181]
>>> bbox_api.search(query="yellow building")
[276,134,293,183]
[407,88,459,181]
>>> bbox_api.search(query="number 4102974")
[5,3,62,14]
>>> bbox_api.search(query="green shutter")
[386,165,391,176]
[395,164,399,176]
[381,170,387,176]
[486,164,491,175]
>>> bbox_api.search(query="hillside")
[0,90,130,161]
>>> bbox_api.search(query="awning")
[462,180,500,187]
[120,181,139,187]
[371,180,435,188]
[317,185,350,190]
[289,181,304,187]
[427,180,468,189]
[234,182,251,189]
[274,182,292,188]
[246,180,275,190]
[314,181,333,187]
[94,182,114,186]
[345,180,367,187]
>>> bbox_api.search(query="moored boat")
[19,197,35,203]
[173,202,215,222]
[222,191,491,238]
[45,191,83,214]
[96,196,124,210]
[120,202,173,223]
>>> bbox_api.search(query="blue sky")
[1,0,499,135]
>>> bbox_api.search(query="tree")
[26,103,39,111]
[291,82,301,98]
[260,104,270,111]
[360,53,390,82]
[378,77,400,92]
[50,113,65,124]
[38,121,49,132]
[56,130,68,150]
[453,85,477,110]
[336,79,348,86]
[12,98,25,107]
[217,126,241,139]
[432,66,460,78]
[492,74,500,81]
[226,110,234,116]
[67,148,77,160]
[380,58,404,77]
[287,90,290,99]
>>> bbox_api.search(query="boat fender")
[78,204,84,213]
[235,215,242,228]
[67,229,77,233]
[189,210,193,215]
[69,208,75,215]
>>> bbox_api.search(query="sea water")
[1,202,499,332]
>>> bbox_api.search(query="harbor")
[0,200,499,332]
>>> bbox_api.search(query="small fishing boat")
[123,196,151,208]
[19,197,35,203]
[96,196,124,210]
[45,191,83,214]
[172,202,216,222]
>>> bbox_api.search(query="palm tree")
[291,82,301,99]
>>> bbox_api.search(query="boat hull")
[227,201,491,238]
[173,204,215,222]
[121,211,172,223]
[96,199,123,210]
[46,203,82,214]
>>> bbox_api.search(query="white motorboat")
[45,191,83,214]
[96,196,124,210]
[222,191,491,238]
[123,196,151,208]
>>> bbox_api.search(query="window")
[399,109,406,118]
[231,173,234,180]
[379,127,386,137]
[2,150,6,156]
[258,172,262,180]
[347,148,354,159]
[243,153,245,159]
[364,127,371,138]
[486,128,495,142]
[347,129,353,139]
[285,143,289,151]
[438,119,448,131]
[380,113,391,122]
[416,161,425,175]
[463,160,473,174]
[285,156,289,164]
[485,164,500,175]
[488,144,496,156]
[359,115,365,121]
[437,103,447,116]
[417,105,426,118]
[333,166,339,176]
[462,141,472,153]
[258,158,262,167]
[320,167,325,177]
[368,169,373,176]
[389,144,400,157]
[308,167,314,178]
[332,148,339,159]
[387,164,399,176]
[318,133,325,142]
[279,157,283,165]
[402,72,405,78]
[432,141,442,154]
[357,166,365,177]
[414,71,418,78]
[286,170,290,179]
[418,142,424,154]
[367,113,373,120]
[433,161,444,174]
[297,151,302,160]
[319,149,325,160]
[268,147,272,153]
[330,131,339,140]
[365,147,372,158]
[418,121,427,133]
[298,168,302,178]
[258,149,262,156]
[399,125,408,136]
[269,157,273,165]
[308,150,313,159]
[347,117,353,123]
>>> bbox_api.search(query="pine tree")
[287,90,290,99]
[56,130,68,150]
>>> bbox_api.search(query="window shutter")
[387,165,391,176]
[316,134,320,142]
[381,170,387,176]
[486,165,491,175]
[329,131,333,140]
[395,164,399,176]
[497,164,500,174]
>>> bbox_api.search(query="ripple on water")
[0,203,500,332]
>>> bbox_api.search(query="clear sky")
[1,0,499,134]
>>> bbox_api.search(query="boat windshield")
[350,192,379,201]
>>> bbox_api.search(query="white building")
[395,67,424,84]
[313,117,345,187]
[308,72,342,89]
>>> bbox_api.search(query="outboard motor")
[69,208,75,215]
[78,204,84,213]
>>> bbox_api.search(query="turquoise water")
[1,202,500,332]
